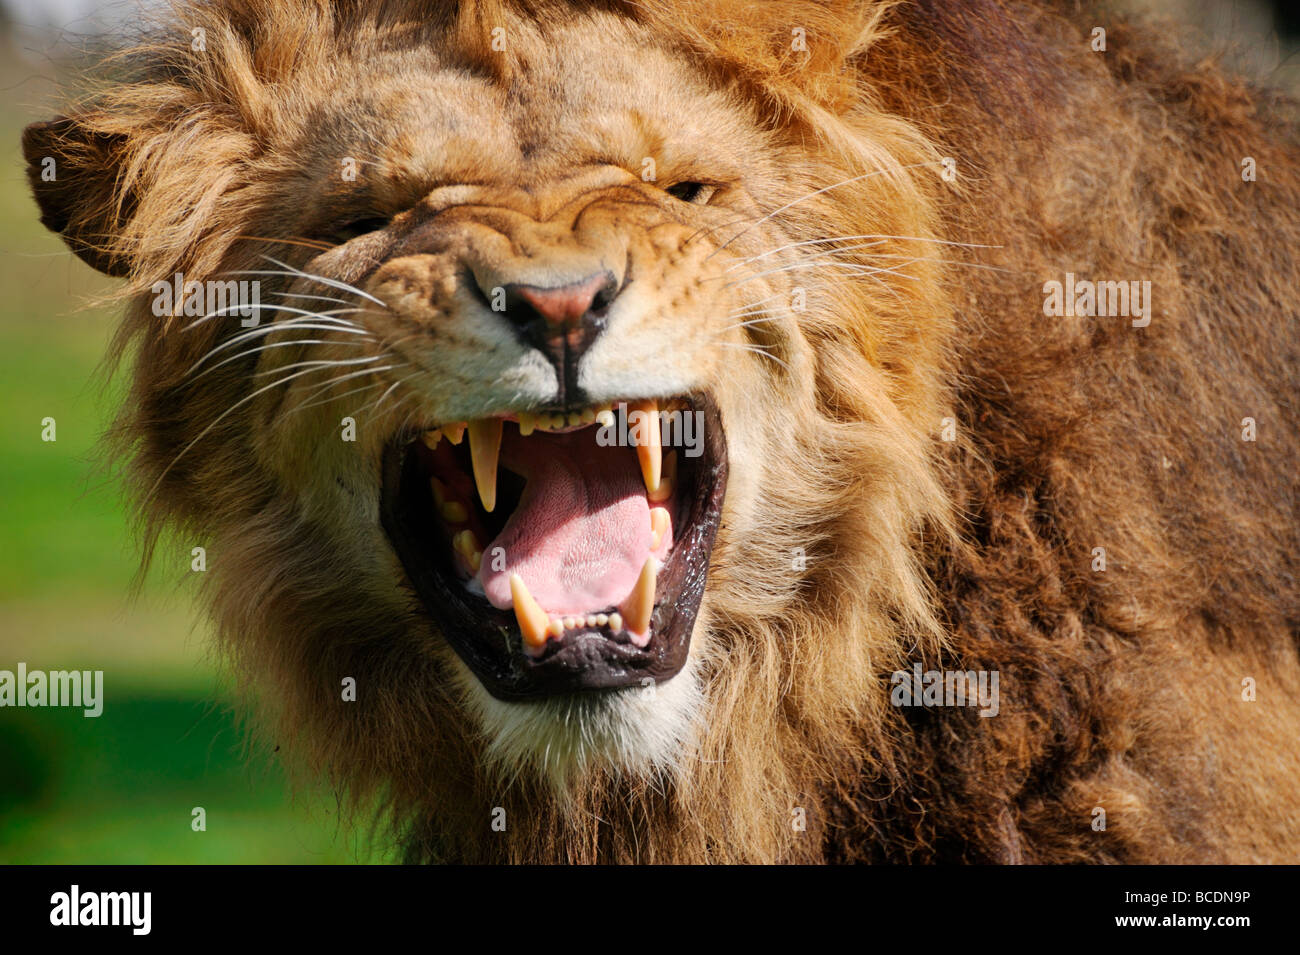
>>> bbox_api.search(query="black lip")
[380,394,728,701]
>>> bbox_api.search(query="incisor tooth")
[650,507,670,550]
[619,558,656,638]
[595,409,615,428]
[547,619,564,638]
[518,412,535,437]
[608,612,624,632]
[421,429,442,449]
[510,574,549,649]
[632,400,662,495]
[445,423,466,444]
[467,418,503,512]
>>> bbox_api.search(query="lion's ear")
[22,115,133,277]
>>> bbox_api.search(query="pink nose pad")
[513,273,612,327]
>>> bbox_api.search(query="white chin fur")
[456,653,702,791]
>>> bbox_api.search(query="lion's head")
[25,0,956,861]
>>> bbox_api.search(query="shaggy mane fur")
[23,0,1300,863]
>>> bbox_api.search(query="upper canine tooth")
[632,400,662,495]
[619,558,656,639]
[509,574,550,651]
[467,418,503,512]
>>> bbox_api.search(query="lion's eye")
[327,215,391,244]
[665,181,714,204]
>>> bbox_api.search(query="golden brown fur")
[23,0,1300,862]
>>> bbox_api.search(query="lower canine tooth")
[650,507,670,550]
[649,451,676,504]
[632,400,662,494]
[619,558,656,638]
[467,418,503,512]
[510,574,549,649]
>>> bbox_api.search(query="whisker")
[268,290,354,306]
[262,255,389,308]
[187,338,368,383]
[706,161,947,259]
[234,233,335,253]
[716,341,791,371]
[252,355,384,378]
[294,380,387,416]
[288,363,405,412]
[184,320,374,377]
[720,259,923,291]
[362,378,406,420]
[181,302,363,333]
[726,236,890,271]
[716,314,783,335]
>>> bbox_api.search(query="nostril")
[503,271,618,330]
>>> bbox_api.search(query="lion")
[22,0,1300,863]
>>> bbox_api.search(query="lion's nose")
[497,271,620,403]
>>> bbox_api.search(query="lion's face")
[284,17,793,775]
[26,2,950,797]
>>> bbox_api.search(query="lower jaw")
[380,394,728,701]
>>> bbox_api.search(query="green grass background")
[0,51,393,864]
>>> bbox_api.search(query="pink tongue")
[479,429,652,615]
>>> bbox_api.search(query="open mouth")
[381,394,727,700]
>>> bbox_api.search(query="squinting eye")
[665,181,714,204]
[327,215,391,244]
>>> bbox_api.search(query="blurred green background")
[0,30,394,864]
